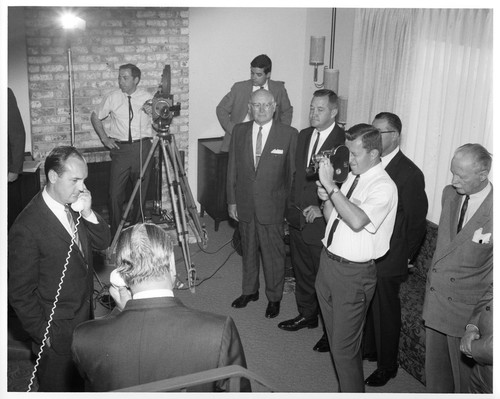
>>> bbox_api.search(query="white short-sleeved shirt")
[95,88,153,141]
[322,163,398,262]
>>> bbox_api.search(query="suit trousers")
[425,326,474,393]
[289,227,322,318]
[363,274,405,369]
[36,344,84,391]
[238,216,285,302]
[109,140,153,235]
[315,250,376,392]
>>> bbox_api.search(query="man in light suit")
[422,143,492,393]
[363,112,428,386]
[72,223,250,392]
[217,54,293,152]
[279,89,345,353]
[227,89,297,319]
[9,146,111,391]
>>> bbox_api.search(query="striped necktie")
[255,126,263,168]
[65,205,83,254]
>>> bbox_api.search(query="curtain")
[348,9,492,223]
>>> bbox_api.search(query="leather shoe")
[265,301,280,318]
[364,366,398,387]
[313,333,330,352]
[278,314,318,331]
[231,292,259,308]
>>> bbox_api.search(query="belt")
[116,137,151,144]
[325,249,373,265]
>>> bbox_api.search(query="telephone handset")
[71,196,85,212]
[110,269,127,288]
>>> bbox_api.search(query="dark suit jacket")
[8,88,26,174]
[217,79,293,152]
[422,185,493,337]
[71,297,250,392]
[375,150,428,277]
[285,124,345,244]
[227,120,297,225]
[8,191,111,353]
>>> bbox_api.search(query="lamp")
[61,13,86,146]
[309,36,325,87]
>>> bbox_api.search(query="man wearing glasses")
[217,54,293,152]
[363,112,428,387]
[227,89,297,319]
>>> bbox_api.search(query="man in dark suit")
[8,87,27,229]
[8,146,111,391]
[227,88,297,319]
[278,89,345,353]
[72,223,249,392]
[422,143,492,393]
[363,112,428,386]
[217,54,293,152]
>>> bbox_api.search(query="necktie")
[255,126,263,168]
[309,130,320,165]
[326,174,360,247]
[65,205,83,253]
[457,195,470,233]
[128,95,133,143]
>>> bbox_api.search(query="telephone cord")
[27,213,82,392]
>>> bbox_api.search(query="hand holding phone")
[70,184,92,215]
[110,269,127,288]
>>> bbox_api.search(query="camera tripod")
[108,124,207,293]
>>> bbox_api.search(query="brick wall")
[24,6,189,160]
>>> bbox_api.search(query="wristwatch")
[328,185,339,200]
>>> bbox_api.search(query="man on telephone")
[8,146,111,391]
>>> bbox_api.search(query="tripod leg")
[160,139,196,293]
[169,136,207,247]
[108,136,160,255]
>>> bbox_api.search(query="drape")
[348,9,492,223]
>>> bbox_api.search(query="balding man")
[227,89,297,319]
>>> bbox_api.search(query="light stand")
[67,46,76,146]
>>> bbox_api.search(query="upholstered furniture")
[398,220,438,385]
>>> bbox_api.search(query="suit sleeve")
[403,167,428,260]
[226,126,238,205]
[277,83,293,126]
[8,88,26,174]
[8,222,48,344]
[469,286,493,365]
[216,86,237,136]
[215,317,251,392]
[83,211,111,250]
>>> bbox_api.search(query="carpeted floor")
[7,215,427,395]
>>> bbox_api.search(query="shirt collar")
[42,186,66,214]
[381,146,400,169]
[133,289,174,300]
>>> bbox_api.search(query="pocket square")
[271,149,283,154]
[472,227,491,244]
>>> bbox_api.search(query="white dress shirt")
[306,123,337,165]
[252,120,272,164]
[460,182,492,227]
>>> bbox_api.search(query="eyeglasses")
[251,103,274,111]
[379,130,396,134]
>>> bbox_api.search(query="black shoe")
[362,352,377,362]
[313,333,330,352]
[278,314,318,331]
[231,292,259,308]
[265,301,280,318]
[364,366,398,387]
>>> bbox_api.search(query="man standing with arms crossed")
[363,112,428,386]
[278,89,344,355]
[315,124,398,392]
